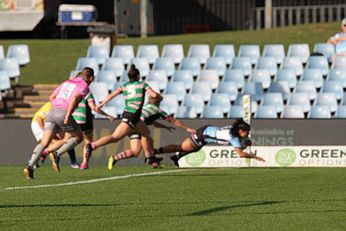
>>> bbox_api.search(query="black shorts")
[121,111,141,129]
[78,120,93,134]
[189,125,210,150]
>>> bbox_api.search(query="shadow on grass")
[188,201,282,216]
[0,203,116,209]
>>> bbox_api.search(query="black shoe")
[24,166,34,179]
[147,156,163,165]
[170,154,180,167]
[86,143,93,160]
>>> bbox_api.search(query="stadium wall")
[1,119,345,166]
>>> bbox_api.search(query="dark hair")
[128,64,140,82]
[230,118,250,137]
[82,67,94,78]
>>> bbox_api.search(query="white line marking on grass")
[3,169,195,191]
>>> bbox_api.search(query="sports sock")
[68,148,77,163]
[177,152,186,159]
[28,144,46,167]
[56,137,80,157]
[114,150,134,161]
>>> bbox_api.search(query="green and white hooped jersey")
[72,93,95,124]
[140,104,169,125]
[120,81,149,114]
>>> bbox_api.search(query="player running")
[24,67,94,179]
[107,95,195,170]
[84,65,162,164]
[154,118,265,167]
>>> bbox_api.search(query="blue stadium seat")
[0,45,4,59]
[161,44,184,64]
[87,45,109,65]
[0,58,20,82]
[202,106,224,118]
[306,56,329,76]
[287,44,310,64]
[205,57,226,76]
[315,93,338,113]
[282,105,305,119]
[184,94,205,115]
[295,81,317,101]
[275,69,297,89]
[102,58,125,78]
[69,70,79,79]
[238,45,260,65]
[105,95,125,117]
[255,105,277,118]
[153,57,175,77]
[192,82,212,102]
[89,82,109,103]
[176,106,197,119]
[228,105,244,118]
[255,57,278,76]
[128,58,150,78]
[172,70,194,91]
[261,93,284,114]
[111,45,135,65]
[0,71,10,91]
[231,57,252,76]
[321,81,343,101]
[147,70,168,92]
[145,80,160,93]
[241,82,264,102]
[223,69,245,90]
[262,44,285,65]
[179,57,201,76]
[301,69,323,89]
[160,94,179,115]
[268,81,291,101]
[187,44,210,65]
[7,44,30,66]
[97,71,117,91]
[281,57,303,76]
[250,69,271,89]
[198,70,219,90]
[165,82,186,103]
[336,106,346,118]
[212,44,235,66]
[217,81,238,102]
[209,93,231,114]
[328,68,346,88]
[288,92,311,113]
[76,58,99,76]
[313,43,335,62]
[308,105,331,119]
[332,56,346,69]
[137,45,159,65]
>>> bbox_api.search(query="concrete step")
[33,84,58,91]
[14,107,37,115]
[23,95,50,103]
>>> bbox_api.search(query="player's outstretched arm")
[234,148,265,162]
[98,88,122,109]
[152,121,175,132]
[88,101,115,122]
[165,116,196,133]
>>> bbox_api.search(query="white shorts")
[31,121,43,142]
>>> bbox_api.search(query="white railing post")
[265,0,272,29]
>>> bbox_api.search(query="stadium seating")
[255,105,277,118]
[184,94,204,115]
[242,82,264,102]
[105,95,125,117]
[69,70,79,79]
[238,45,260,65]
[262,44,285,65]
[217,81,238,102]
[287,44,310,64]
[223,69,245,89]
[288,93,311,113]
[0,58,20,82]
[0,45,4,59]
[231,57,252,76]
[336,106,346,118]
[175,106,197,118]
[187,44,210,65]
[191,82,212,102]
[76,58,99,76]
[172,70,194,91]
[268,81,291,101]
[332,56,346,69]
[315,93,337,113]
[179,57,201,76]
[128,58,150,78]
[250,70,271,89]
[111,45,135,65]
[209,93,231,114]
[321,81,343,101]
[282,105,305,118]
[295,81,317,101]
[255,57,278,76]
[147,70,167,92]
[89,82,109,103]
[97,71,117,91]
[281,57,303,76]
[153,58,175,77]
[161,44,184,64]
[94,106,117,119]
[308,105,332,119]
[212,44,235,66]
[228,105,244,118]
[261,93,284,114]
[102,58,124,78]
[198,70,219,90]
[301,69,323,89]
[306,56,329,76]
[7,44,30,66]
[205,57,226,76]
[87,45,109,65]
[328,68,346,88]
[275,69,297,89]
[202,106,224,118]
[160,94,179,115]
[165,82,186,102]
[0,71,11,99]
[136,45,160,65]
[313,43,335,62]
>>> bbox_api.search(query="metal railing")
[255,4,346,29]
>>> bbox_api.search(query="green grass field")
[0,22,341,84]
[1,166,346,230]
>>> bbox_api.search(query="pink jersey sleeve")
[77,82,90,98]
[52,84,62,95]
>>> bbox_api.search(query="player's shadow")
[188,201,282,216]
[0,203,116,209]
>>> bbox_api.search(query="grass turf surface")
[0,22,341,85]
[0,166,346,230]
